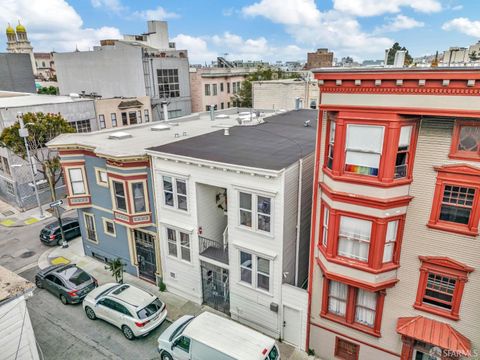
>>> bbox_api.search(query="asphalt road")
[20,266,171,360]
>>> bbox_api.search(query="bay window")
[68,168,86,195]
[394,126,413,179]
[344,125,384,177]
[338,216,372,262]
[132,182,146,213]
[238,191,273,233]
[327,121,335,169]
[322,205,330,247]
[382,220,398,263]
[355,289,377,327]
[112,181,127,212]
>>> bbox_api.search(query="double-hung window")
[239,251,271,292]
[344,125,384,176]
[337,216,372,262]
[112,181,127,212]
[132,182,146,213]
[328,281,348,317]
[257,257,270,291]
[144,109,149,122]
[239,192,272,233]
[111,113,117,127]
[205,84,211,96]
[394,126,413,178]
[212,84,218,96]
[99,114,106,129]
[166,227,191,262]
[162,176,188,211]
[355,289,377,327]
[84,213,97,242]
[240,251,252,284]
[439,185,475,225]
[68,168,86,195]
[327,121,335,169]
[382,220,398,263]
[322,206,330,247]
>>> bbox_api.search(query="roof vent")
[151,124,171,131]
[108,131,132,140]
[166,121,179,126]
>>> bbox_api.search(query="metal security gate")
[134,230,157,282]
[201,261,230,314]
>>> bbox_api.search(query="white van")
[157,312,280,360]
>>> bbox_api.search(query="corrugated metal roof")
[396,316,471,354]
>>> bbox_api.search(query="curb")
[37,246,57,269]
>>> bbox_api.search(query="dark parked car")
[39,217,80,246]
[35,264,98,304]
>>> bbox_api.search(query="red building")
[307,68,480,360]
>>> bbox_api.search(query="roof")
[0,265,35,304]
[48,108,275,158]
[183,312,275,360]
[0,91,92,108]
[118,99,143,109]
[312,66,480,74]
[147,109,317,171]
[396,316,471,355]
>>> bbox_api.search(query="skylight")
[108,131,132,140]
[151,124,171,131]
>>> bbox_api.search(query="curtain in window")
[345,125,384,176]
[69,168,85,194]
[132,183,146,213]
[383,220,398,263]
[355,289,376,327]
[399,126,413,147]
[328,281,347,316]
[338,216,371,262]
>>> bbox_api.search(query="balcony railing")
[199,236,229,264]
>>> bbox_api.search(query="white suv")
[83,283,167,340]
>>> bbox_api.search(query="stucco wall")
[0,53,36,93]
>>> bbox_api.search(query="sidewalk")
[0,198,54,227]
[38,237,316,360]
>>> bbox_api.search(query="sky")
[1,0,480,64]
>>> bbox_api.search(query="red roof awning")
[397,316,471,355]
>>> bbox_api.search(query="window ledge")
[413,304,459,321]
[322,167,412,188]
[236,224,274,239]
[448,153,480,162]
[236,281,274,297]
[427,222,478,237]
[320,313,381,338]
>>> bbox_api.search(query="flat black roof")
[148,109,317,171]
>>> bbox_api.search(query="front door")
[201,261,229,314]
[134,229,157,282]
[283,306,301,347]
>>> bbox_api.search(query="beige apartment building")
[190,67,250,112]
[308,68,480,360]
[94,96,152,129]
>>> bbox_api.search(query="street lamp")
[17,112,44,218]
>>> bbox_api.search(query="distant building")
[305,48,333,69]
[0,91,96,210]
[0,266,38,360]
[94,96,152,129]
[55,21,192,122]
[0,53,35,93]
[441,42,480,66]
[5,22,36,75]
[252,77,319,110]
[34,52,56,81]
[190,67,251,112]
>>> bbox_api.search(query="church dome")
[16,22,26,33]
[6,24,15,35]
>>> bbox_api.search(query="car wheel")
[85,306,96,320]
[35,278,43,289]
[60,294,68,305]
[122,325,135,340]
[161,352,173,360]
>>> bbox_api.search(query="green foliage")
[0,112,75,201]
[232,66,300,107]
[37,86,59,95]
[307,349,315,356]
[105,258,125,283]
[158,279,167,292]
[386,42,413,66]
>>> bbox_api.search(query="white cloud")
[375,15,424,33]
[451,5,463,11]
[0,0,122,51]
[131,6,179,21]
[442,17,480,37]
[333,0,441,17]
[172,34,217,64]
[90,0,126,14]
[242,0,320,26]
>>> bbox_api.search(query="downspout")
[294,158,303,287]
[148,155,163,284]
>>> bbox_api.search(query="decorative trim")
[318,86,480,96]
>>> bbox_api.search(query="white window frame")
[337,215,372,262]
[110,113,117,127]
[322,206,329,247]
[67,167,87,195]
[95,168,108,188]
[383,220,398,263]
[102,217,116,237]
[162,175,188,212]
[99,114,106,129]
[238,250,272,294]
[238,191,273,234]
[111,180,128,212]
[165,227,191,263]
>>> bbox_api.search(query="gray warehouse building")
[55,21,192,122]
[0,53,36,93]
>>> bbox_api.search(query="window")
[450,121,480,160]
[95,169,108,187]
[103,218,115,236]
[338,216,372,262]
[129,111,137,125]
[111,113,117,127]
[168,109,182,118]
[121,112,128,126]
[394,126,413,178]
[157,69,180,98]
[205,84,211,96]
[221,102,224,109]
[144,109,149,122]
[227,82,230,93]
[72,119,91,133]
[383,220,398,263]
[162,176,188,211]
[322,206,330,247]
[239,192,272,233]
[344,125,384,176]
[212,84,218,96]
[175,336,190,353]
[112,181,127,212]
[428,165,480,236]
[99,114,106,129]
[239,251,271,292]
[68,168,86,195]
[327,121,335,169]
[232,82,237,94]
[2,157,9,175]
[323,279,383,336]
[5,181,14,195]
[84,213,97,242]
[220,82,224,92]
[166,227,191,262]
[227,101,230,108]
[414,256,473,320]
[335,338,359,360]
[132,182,146,213]
[137,110,142,123]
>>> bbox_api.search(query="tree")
[386,42,413,66]
[105,258,125,283]
[0,112,75,202]
[37,86,58,95]
[232,66,300,107]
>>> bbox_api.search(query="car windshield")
[68,269,91,286]
[267,346,279,360]
[95,285,119,300]
[169,317,194,341]
[137,298,164,320]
